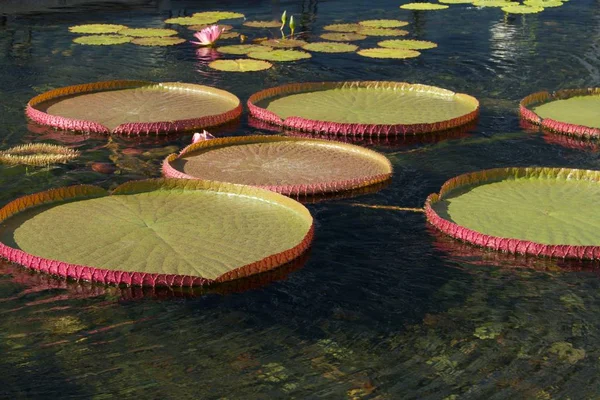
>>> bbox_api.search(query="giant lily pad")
[301,42,358,53]
[358,19,409,28]
[217,44,273,55]
[208,59,273,72]
[192,11,245,21]
[524,0,563,6]
[0,179,313,286]
[132,37,186,46]
[357,48,421,59]
[378,39,437,50]
[473,0,516,6]
[502,4,544,13]
[261,39,308,48]
[323,23,362,32]
[426,167,600,260]
[26,80,242,135]
[118,28,178,37]
[248,81,480,135]
[163,136,392,196]
[320,32,367,41]
[400,3,449,10]
[248,49,311,62]
[0,143,79,166]
[73,35,133,45]
[69,24,127,34]
[520,88,600,138]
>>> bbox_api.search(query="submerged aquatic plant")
[191,25,224,46]
[0,143,80,166]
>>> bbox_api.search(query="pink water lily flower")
[192,130,215,143]
[191,25,224,47]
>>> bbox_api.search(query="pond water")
[1,0,600,398]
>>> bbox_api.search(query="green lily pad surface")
[432,170,600,245]
[192,11,245,21]
[502,4,544,13]
[188,24,233,31]
[357,48,421,59]
[320,32,367,41]
[302,42,358,53]
[378,39,438,50]
[524,0,563,7]
[400,3,449,10]
[357,28,409,37]
[208,59,273,72]
[473,0,517,6]
[73,35,134,45]
[68,24,127,34]
[217,44,272,55]
[439,0,474,3]
[118,28,177,37]
[358,19,410,28]
[261,39,308,48]
[164,16,218,26]
[533,95,600,129]
[132,37,186,46]
[248,49,312,62]
[256,84,478,125]
[0,180,313,283]
[323,23,362,32]
[243,20,282,28]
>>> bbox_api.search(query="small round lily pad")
[357,48,421,59]
[378,39,438,50]
[501,4,544,13]
[220,32,240,39]
[208,59,273,72]
[473,0,517,6]
[261,39,308,48]
[400,3,449,10]
[73,35,134,45]
[357,27,409,37]
[323,23,362,32]
[132,37,186,46]
[320,32,367,41]
[243,20,282,28]
[358,19,409,28]
[164,16,218,26]
[439,0,474,3]
[523,0,563,7]
[217,44,273,55]
[118,28,178,37]
[302,42,358,53]
[248,49,312,62]
[192,11,245,21]
[68,24,127,34]
[187,24,233,31]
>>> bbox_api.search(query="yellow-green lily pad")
[243,20,282,28]
[217,44,273,55]
[323,23,362,32]
[73,35,134,45]
[320,32,367,41]
[118,28,178,37]
[378,39,438,50]
[208,59,273,72]
[261,39,308,48]
[357,48,421,59]
[68,24,127,34]
[187,24,233,31]
[248,49,312,62]
[132,37,186,46]
[358,19,409,28]
[473,0,516,6]
[220,32,240,39]
[301,42,358,53]
[357,27,409,37]
[524,0,563,7]
[192,11,245,21]
[439,0,474,3]
[164,16,218,26]
[502,4,544,13]
[400,3,449,10]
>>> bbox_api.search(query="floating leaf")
[358,19,409,28]
[302,42,358,53]
[217,44,273,55]
[323,23,362,32]
[132,37,186,46]
[532,92,600,129]
[261,38,308,48]
[187,24,233,31]
[473,0,517,6]
[439,0,474,3]
[73,35,133,45]
[248,49,312,62]
[501,4,544,13]
[164,16,218,25]
[400,3,449,10]
[320,32,367,41]
[357,27,409,37]
[118,28,177,37]
[523,0,564,7]
[357,48,420,59]
[243,20,282,28]
[192,11,245,21]
[68,24,127,34]
[0,143,79,166]
[220,32,240,39]
[208,59,273,72]
[378,39,438,50]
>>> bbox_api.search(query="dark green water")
[1,0,600,398]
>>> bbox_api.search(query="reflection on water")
[2,0,600,398]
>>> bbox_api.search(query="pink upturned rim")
[26,80,242,136]
[426,167,600,261]
[0,179,313,287]
[519,88,600,139]
[162,135,393,196]
[247,81,480,136]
